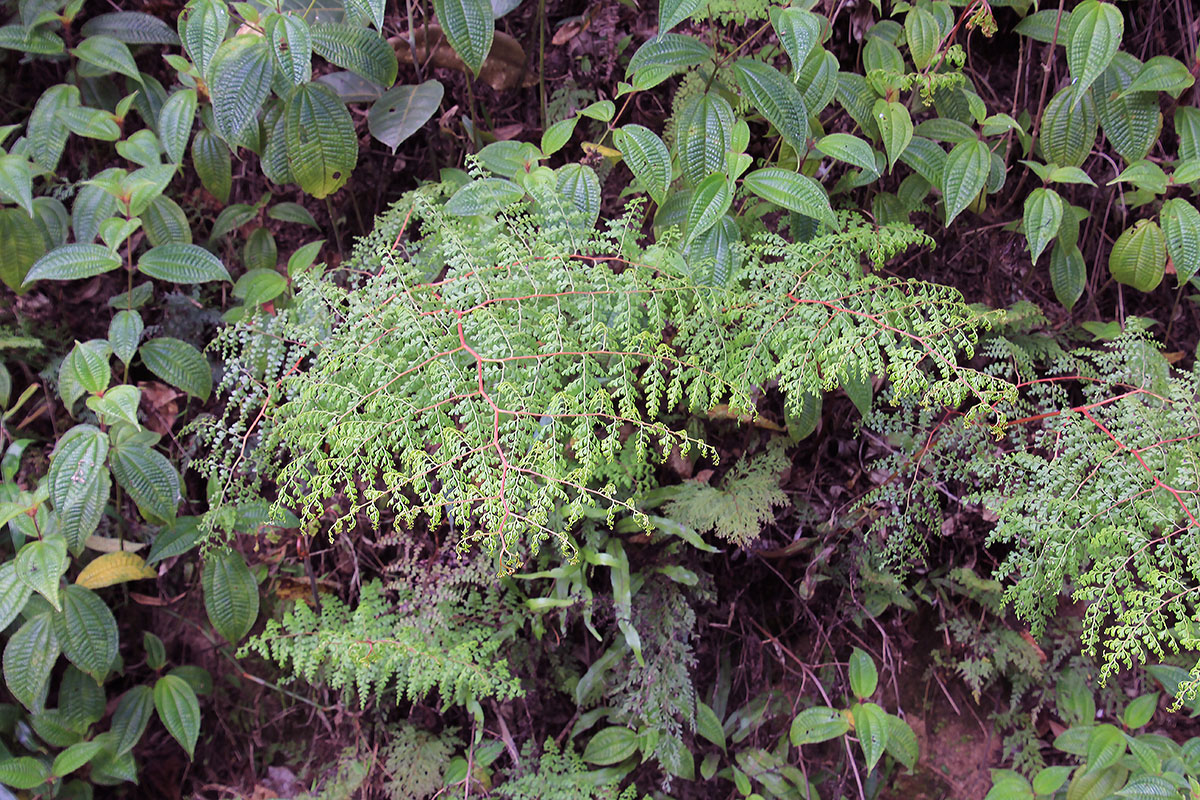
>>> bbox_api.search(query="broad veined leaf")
[158,89,197,164]
[772,7,821,73]
[743,168,837,229]
[51,740,106,778]
[1122,55,1195,98]
[153,674,201,758]
[71,182,120,245]
[117,129,164,168]
[0,154,34,216]
[852,702,888,772]
[60,106,120,141]
[474,141,538,179]
[614,124,671,205]
[884,714,918,771]
[138,337,212,400]
[1023,187,1064,264]
[111,685,155,756]
[445,177,524,216]
[22,244,120,286]
[849,648,878,699]
[1014,8,1072,43]
[1084,724,1125,772]
[52,585,118,682]
[310,22,398,86]
[76,551,157,590]
[799,47,839,117]
[430,0,493,76]
[180,0,229,78]
[1065,0,1122,102]
[72,36,142,83]
[81,11,181,45]
[285,82,358,199]
[1109,218,1166,292]
[268,202,319,228]
[137,244,231,284]
[368,81,444,152]
[147,517,204,565]
[913,117,976,144]
[266,13,312,86]
[142,195,192,246]
[109,310,144,366]
[626,33,712,75]
[209,36,274,142]
[1161,197,1200,284]
[696,701,726,750]
[0,562,32,631]
[110,442,180,522]
[816,133,878,176]
[0,756,50,790]
[675,93,734,185]
[941,138,990,226]
[1109,159,1167,194]
[688,214,739,287]
[58,340,112,409]
[48,425,110,554]
[0,208,45,290]
[863,36,905,77]
[86,384,142,427]
[733,59,808,150]
[555,164,601,227]
[1049,241,1086,310]
[58,664,105,730]
[0,23,64,55]
[1094,53,1161,164]
[3,612,58,713]
[790,706,850,745]
[243,228,278,272]
[191,129,232,204]
[582,726,639,765]
[658,0,703,34]
[233,269,288,305]
[873,99,913,173]
[202,549,259,643]
[685,173,731,244]
[904,6,940,70]
[1040,84,1097,168]
[27,84,79,172]
[121,163,178,217]
[540,117,578,156]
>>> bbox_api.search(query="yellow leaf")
[84,535,147,553]
[76,552,156,589]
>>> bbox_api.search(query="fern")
[496,740,642,800]
[381,723,462,800]
[662,442,789,545]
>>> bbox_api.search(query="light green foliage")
[381,723,462,800]
[497,740,642,800]
[662,444,789,545]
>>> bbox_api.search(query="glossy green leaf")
[111,685,155,756]
[147,517,204,565]
[743,168,837,229]
[1109,159,1167,194]
[26,84,78,172]
[61,106,120,141]
[58,341,112,409]
[430,0,493,76]
[658,0,703,34]
[873,100,913,173]
[285,83,358,199]
[137,243,230,284]
[310,22,398,86]
[556,163,601,227]
[675,93,734,185]
[22,244,120,286]
[445,178,524,216]
[266,13,312,87]
[1095,54,1162,164]
[202,549,259,643]
[1123,55,1194,97]
[696,701,726,750]
[1014,9,1071,43]
[72,36,141,83]
[243,228,277,272]
[157,89,197,165]
[48,425,109,553]
[773,7,821,72]
[368,81,444,152]
[941,139,990,226]
[1032,765,1072,795]
[153,674,200,758]
[799,48,839,117]
[733,59,808,149]
[1122,693,1158,729]
[71,182,120,244]
[0,562,31,631]
[0,756,49,789]
[51,740,105,778]
[180,0,229,78]
[58,665,105,730]
[1040,84,1096,168]
[1109,219,1166,292]
[853,702,888,772]
[626,33,712,75]
[86,384,142,427]
[0,155,33,217]
[234,269,288,305]
[209,36,273,142]
[1175,107,1200,161]
[884,713,918,770]
[685,174,730,244]
[1085,723,1125,772]
[789,706,850,745]
[81,11,180,44]
[1116,775,1177,799]
[138,337,212,400]
[110,442,180,522]
[688,215,739,286]
[52,585,118,682]
[582,726,638,765]
[1049,241,1086,310]
[904,6,939,70]
[817,133,878,176]
[117,129,164,168]
[3,612,58,712]
[191,129,232,204]
[614,125,671,205]
[848,647,878,699]
[0,208,46,290]
[1161,197,1200,285]
[1023,187,1063,264]
[1065,0,1122,101]
[540,117,578,156]
[141,195,192,246]
[0,24,64,55]
[268,202,319,228]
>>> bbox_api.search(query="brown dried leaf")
[391,25,534,91]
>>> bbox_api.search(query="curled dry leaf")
[391,25,534,91]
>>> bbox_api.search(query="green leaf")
[268,202,319,228]
[1047,166,1096,186]
[658,0,703,34]
[789,706,850,745]
[368,81,444,152]
[0,756,49,789]
[209,36,274,142]
[1122,55,1195,97]
[287,239,325,277]
[884,714,918,770]
[733,59,808,150]
[192,129,232,204]
[430,0,493,76]
[209,203,257,242]
[121,163,177,217]
[1161,197,1200,284]
[1023,187,1063,264]
[579,100,615,122]
[141,195,192,246]
[677,94,735,186]
[848,647,878,699]
[688,215,739,286]
[180,0,229,78]
[52,740,106,778]
[540,117,578,156]
[1109,159,1167,194]
[285,83,358,199]
[0,24,64,55]
[153,674,201,759]
[853,702,888,772]
[1014,9,1071,43]
[61,106,120,141]
[556,164,601,226]
[22,244,121,286]
[614,125,671,205]
[27,84,78,172]
[904,6,939,70]
[158,89,197,165]
[1117,775,1177,799]
[58,340,112,409]
[48,425,110,553]
[986,776,1034,800]
[1049,241,1086,310]
[0,155,34,217]
[1122,693,1158,729]
[202,549,259,643]
[1085,723,1125,772]
[2,612,58,712]
[445,178,524,216]
[72,36,141,83]
[873,100,913,173]
[138,337,212,400]
[696,701,726,750]
[0,208,46,290]
[1040,84,1096,168]
[310,22,398,86]
[582,726,638,765]
[234,269,288,305]
[626,33,712,75]
[58,665,105,730]
[1032,765,1072,795]
[1109,219,1166,292]
[743,168,837,229]
[940,139,990,226]
[111,685,154,756]
[772,8,821,73]
[244,228,277,272]
[816,133,878,176]
[685,174,730,244]
[110,442,180,522]
[117,129,164,168]
[147,517,204,565]
[86,384,142,427]
[1175,107,1200,161]
[52,585,118,682]
[1065,0,1122,102]
[81,11,180,45]
[71,182,120,245]
[265,13,312,86]
[137,243,231,283]
[0,562,32,631]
